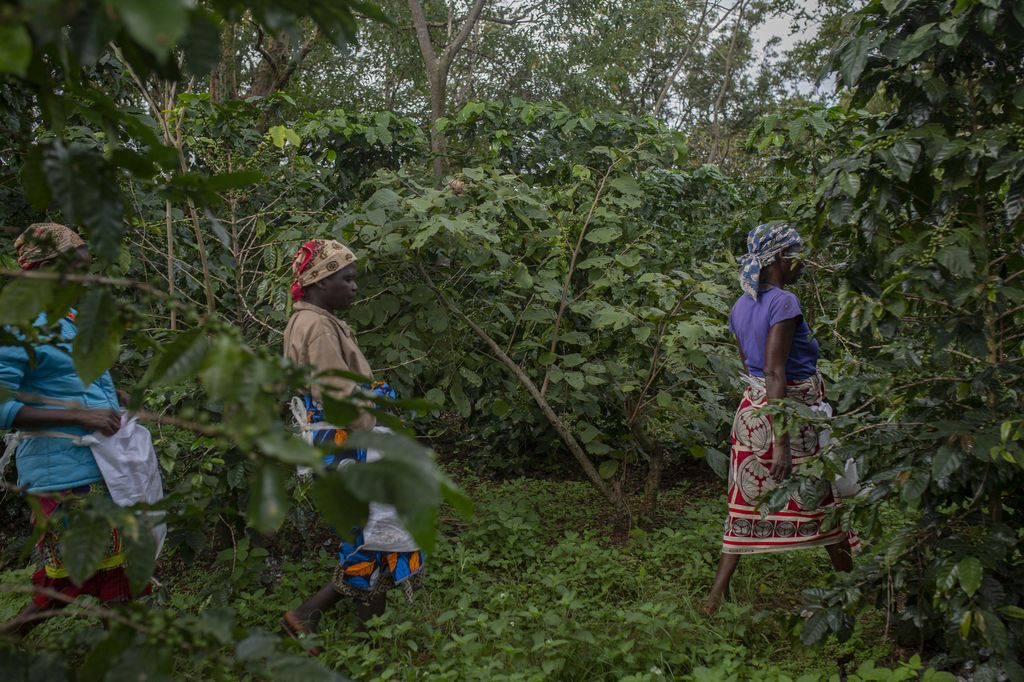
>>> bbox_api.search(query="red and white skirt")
[721,373,851,555]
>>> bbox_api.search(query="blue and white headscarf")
[739,223,803,300]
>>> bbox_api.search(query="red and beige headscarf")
[290,239,358,301]
[15,223,86,270]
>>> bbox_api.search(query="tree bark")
[408,0,489,177]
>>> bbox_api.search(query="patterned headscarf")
[15,223,86,270]
[290,239,358,301]
[739,223,803,300]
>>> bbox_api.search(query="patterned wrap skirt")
[298,386,426,604]
[31,482,148,607]
[722,372,848,555]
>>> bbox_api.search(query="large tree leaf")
[144,327,210,388]
[110,0,189,60]
[122,520,157,596]
[72,288,124,385]
[247,460,289,533]
[0,25,31,77]
[957,556,983,597]
[310,474,368,539]
[0,278,54,326]
[63,513,111,586]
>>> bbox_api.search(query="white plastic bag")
[80,415,166,558]
[339,426,420,553]
[809,402,860,498]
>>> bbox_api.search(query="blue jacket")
[0,313,119,492]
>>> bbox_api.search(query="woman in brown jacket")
[280,239,423,655]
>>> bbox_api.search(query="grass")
[0,473,906,681]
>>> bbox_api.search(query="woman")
[0,223,137,635]
[280,239,423,654]
[706,223,853,612]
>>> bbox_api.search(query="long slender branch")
[417,262,622,507]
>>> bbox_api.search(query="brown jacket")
[283,301,376,432]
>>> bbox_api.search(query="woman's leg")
[705,553,740,612]
[289,581,344,632]
[355,594,386,629]
[825,537,853,572]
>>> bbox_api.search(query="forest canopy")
[0,0,1022,679]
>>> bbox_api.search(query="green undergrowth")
[1,476,937,681]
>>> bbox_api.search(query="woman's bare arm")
[764,317,796,481]
[12,406,121,436]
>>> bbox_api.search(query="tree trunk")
[408,0,489,177]
[631,418,666,522]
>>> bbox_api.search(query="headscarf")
[15,223,85,270]
[739,223,803,300]
[290,239,358,301]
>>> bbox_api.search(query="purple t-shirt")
[728,287,819,380]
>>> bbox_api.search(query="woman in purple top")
[705,223,854,613]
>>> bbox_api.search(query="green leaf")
[839,36,869,85]
[839,172,861,198]
[310,474,368,538]
[322,395,361,427]
[900,469,929,505]
[608,176,641,194]
[247,461,289,533]
[0,278,54,325]
[705,448,728,480]
[269,125,302,149]
[997,605,1024,620]
[146,328,210,387]
[584,226,622,244]
[180,12,221,76]
[122,521,157,596]
[957,556,982,597]
[598,460,619,479]
[931,445,963,479]
[255,431,320,467]
[936,246,974,277]
[63,514,111,585]
[800,612,830,645]
[0,25,31,77]
[491,399,510,416]
[977,609,1008,654]
[199,332,246,401]
[111,0,189,60]
[72,288,124,386]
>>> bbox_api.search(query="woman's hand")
[73,409,122,436]
[771,439,792,482]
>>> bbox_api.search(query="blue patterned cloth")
[300,382,396,466]
[739,223,803,300]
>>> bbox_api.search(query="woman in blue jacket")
[0,223,135,635]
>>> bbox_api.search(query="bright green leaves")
[269,125,302,149]
[957,556,983,598]
[111,0,190,60]
[0,25,31,77]
[73,288,124,386]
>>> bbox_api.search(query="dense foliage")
[0,0,1021,679]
